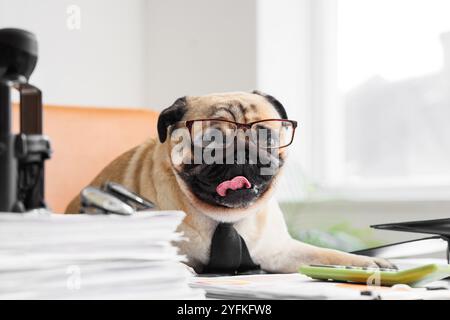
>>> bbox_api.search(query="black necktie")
[203,223,260,274]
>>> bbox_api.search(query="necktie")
[203,223,260,274]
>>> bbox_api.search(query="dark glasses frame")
[179,118,298,149]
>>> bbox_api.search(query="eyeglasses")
[174,119,297,149]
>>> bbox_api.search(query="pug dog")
[65,91,394,273]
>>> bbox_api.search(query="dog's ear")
[157,97,187,143]
[252,90,288,119]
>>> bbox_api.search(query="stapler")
[79,182,155,215]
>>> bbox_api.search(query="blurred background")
[2,0,450,252]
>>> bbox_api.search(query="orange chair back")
[12,105,159,213]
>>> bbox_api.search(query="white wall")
[0,0,148,108]
[146,0,257,108]
[257,0,309,123]
[0,0,257,110]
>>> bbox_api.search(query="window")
[262,0,450,202]
[334,0,450,187]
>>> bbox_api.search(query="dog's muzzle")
[178,141,282,208]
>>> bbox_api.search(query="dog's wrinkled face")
[157,91,292,219]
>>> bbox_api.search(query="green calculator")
[299,264,450,287]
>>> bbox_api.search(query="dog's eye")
[192,127,226,149]
[191,120,237,149]
[265,132,279,148]
[253,126,279,148]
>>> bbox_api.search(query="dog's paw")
[352,255,397,269]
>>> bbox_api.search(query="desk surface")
[191,258,450,300]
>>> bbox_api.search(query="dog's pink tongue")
[216,176,251,197]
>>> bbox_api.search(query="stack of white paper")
[0,211,204,299]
